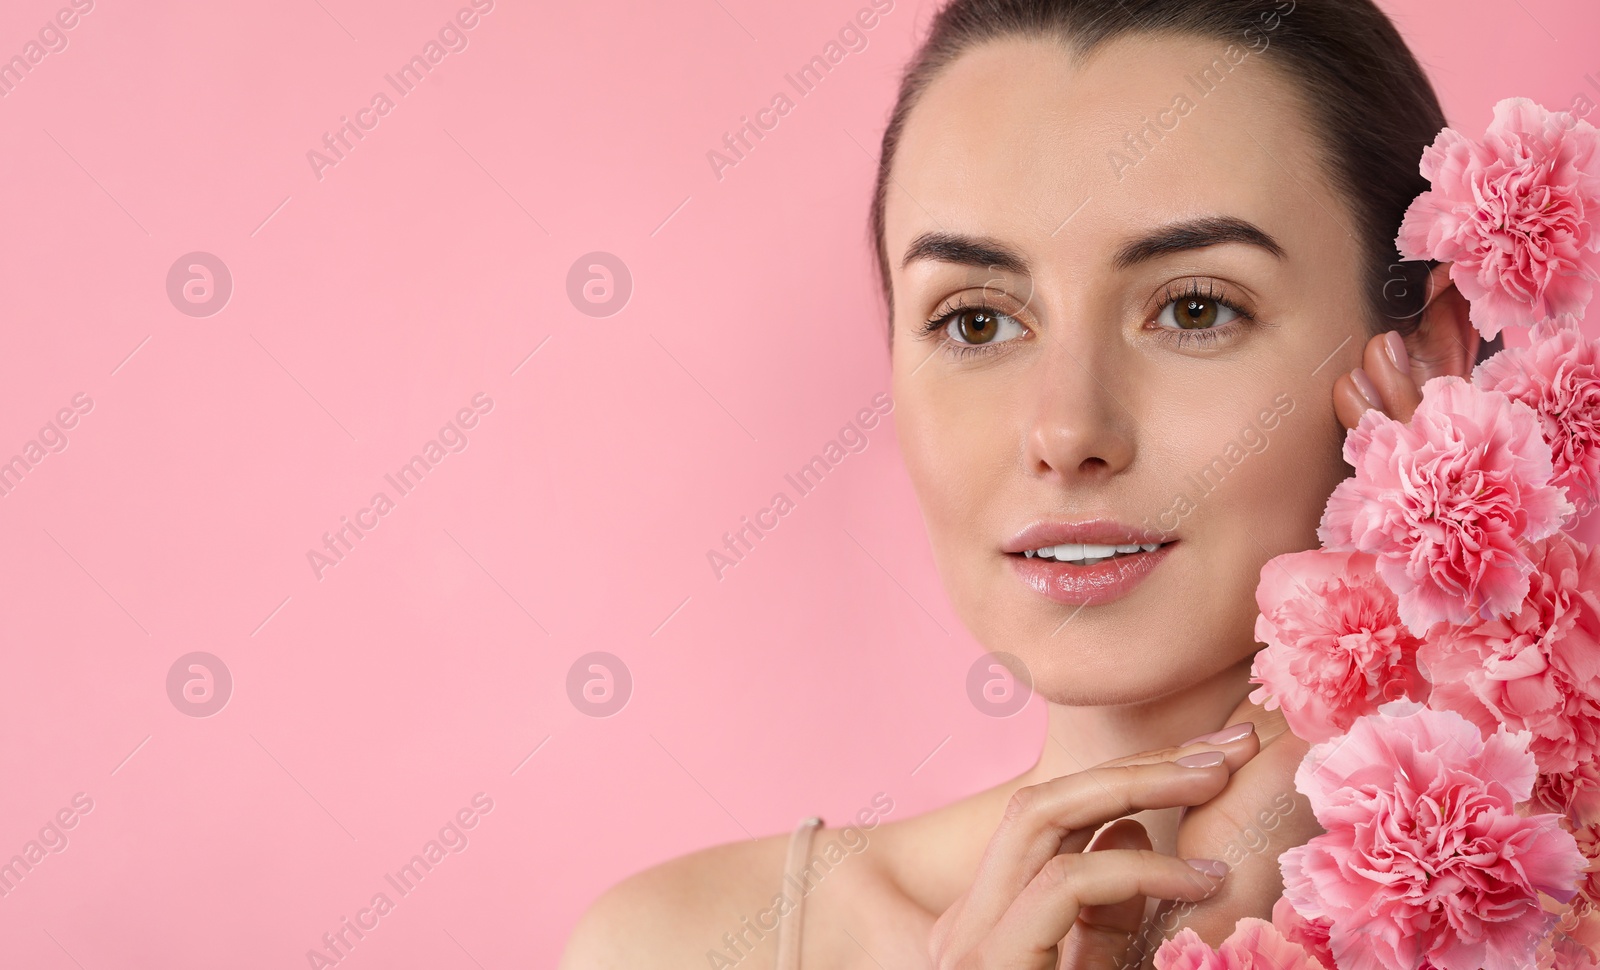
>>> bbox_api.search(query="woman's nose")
[1019,343,1137,481]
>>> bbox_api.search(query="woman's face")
[885,33,1364,704]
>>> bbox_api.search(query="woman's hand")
[1332,330,1422,430]
[1137,699,1322,965]
[926,731,1262,970]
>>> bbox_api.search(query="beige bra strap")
[774,816,824,970]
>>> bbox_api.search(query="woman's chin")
[998,642,1187,704]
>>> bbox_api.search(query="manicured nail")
[1175,750,1225,768]
[1383,331,1411,376]
[1208,721,1255,743]
[1351,367,1382,410]
[1178,721,1254,746]
[1185,858,1229,878]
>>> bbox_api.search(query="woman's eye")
[1155,295,1240,331]
[942,307,1025,345]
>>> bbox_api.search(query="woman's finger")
[1057,818,1156,970]
[975,847,1227,963]
[1334,365,1384,430]
[1334,331,1424,431]
[1363,330,1422,424]
[1096,721,1259,769]
[946,753,1244,955]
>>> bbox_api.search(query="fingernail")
[1175,750,1225,768]
[1383,331,1411,376]
[1351,367,1382,410]
[1208,721,1255,744]
[1185,858,1229,878]
[1177,721,1254,746]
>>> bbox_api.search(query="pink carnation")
[1154,917,1327,970]
[1539,931,1600,970]
[1248,549,1428,743]
[1541,905,1600,970]
[1564,909,1600,957]
[1535,763,1600,822]
[1475,320,1600,517]
[1396,97,1600,339]
[1570,818,1600,922]
[1280,700,1587,970]
[1420,532,1600,783]
[1272,896,1337,970]
[1319,375,1573,635]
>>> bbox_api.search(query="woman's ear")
[1402,261,1481,382]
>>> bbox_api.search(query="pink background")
[1,0,1597,965]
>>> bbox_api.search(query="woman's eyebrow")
[1111,216,1286,270]
[899,215,1284,277]
[900,232,1031,276]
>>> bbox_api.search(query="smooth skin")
[561,30,1477,970]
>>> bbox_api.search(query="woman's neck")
[876,654,1261,917]
[1019,654,1260,788]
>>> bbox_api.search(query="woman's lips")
[1007,541,1175,606]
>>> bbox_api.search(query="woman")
[562,0,1495,966]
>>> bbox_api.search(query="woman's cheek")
[894,395,983,568]
[1225,384,1345,556]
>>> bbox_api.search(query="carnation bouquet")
[1154,98,1600,970]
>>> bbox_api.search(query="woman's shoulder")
[557,822,802,970]
[559,810,939,970]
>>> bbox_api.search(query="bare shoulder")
[560,796,948,970]
[558,826,794,970]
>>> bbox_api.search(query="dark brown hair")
[866,0,1501,364]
